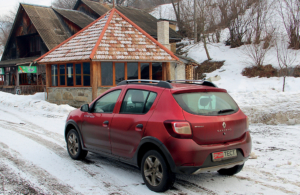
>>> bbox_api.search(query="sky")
[0,0,53,17]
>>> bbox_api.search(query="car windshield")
[173,92,239,116]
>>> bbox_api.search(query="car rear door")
[110,87,161,158]
[81,89,122,153]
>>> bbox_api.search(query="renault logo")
[222,122,226,129]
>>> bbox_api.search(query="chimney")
[157,21,171,50]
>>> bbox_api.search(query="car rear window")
[173,92,239,116]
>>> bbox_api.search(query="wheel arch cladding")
[65,120,83,147]
[136,137,176,172]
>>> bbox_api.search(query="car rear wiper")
[218,109,234,114]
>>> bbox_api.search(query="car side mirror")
[80,104,90,112]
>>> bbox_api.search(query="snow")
[150,3,176,20]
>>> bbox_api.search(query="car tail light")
[164,121,193,139]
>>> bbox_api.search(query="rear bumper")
[192,158,247,174]
[164,132,252,174]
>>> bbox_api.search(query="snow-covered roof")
[37,8,179,63]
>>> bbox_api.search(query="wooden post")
[45,64,51,99]
[91,61,98,100]
[166,62,171,80]
[162,62,167,81]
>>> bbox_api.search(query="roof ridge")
[113,9,179,61]
[89,8,116,59]
[36,9,113,62]
[20,3,51,9]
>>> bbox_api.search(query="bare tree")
[275,37,297,91]
[277,0,300,49]
[52,0,77,9]
[242,37,273,67]
[0,9,16,56]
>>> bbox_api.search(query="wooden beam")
[166,62,171,80]
[45,64,51,99]
[97,62,101,87]
[91,61,98,101]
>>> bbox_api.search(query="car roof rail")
[167,80,218,87]
[117,80,173,89]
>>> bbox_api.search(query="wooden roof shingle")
[37,8,179,63]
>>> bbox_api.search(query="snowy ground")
[0,92,299,195]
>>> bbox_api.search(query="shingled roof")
[21,4,69,50]
[74,0,182,41]
[53,8,94,29]
[37,8,179,63]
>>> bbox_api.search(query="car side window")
[120,89,157,114]
[93,90,121,113]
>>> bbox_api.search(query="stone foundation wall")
[48,87,93,108]
[48,87,112,108]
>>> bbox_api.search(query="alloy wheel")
[68,132,79,156]
[143,155,163,186]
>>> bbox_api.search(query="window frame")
[91,89,122,114]
[119,89,158,115]
[99,62,165,87]
[51,62,91,87]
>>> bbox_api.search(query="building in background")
[0,0,183,97]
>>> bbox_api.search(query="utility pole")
[113,0,115,7]
[194,0,197,43]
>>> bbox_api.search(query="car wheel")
[67,129,88,160]
[218,164,244,176]
[141,150,175,192]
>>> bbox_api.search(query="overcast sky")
[0,0,53,17]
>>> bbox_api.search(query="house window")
[51,65,58,86]
[59,65,66,86]
[30,36,41,53]
[83,62,90,86]
[101,62,113,86]
[127,62,138,80]
[152,62,163,80]
[67,63,74,86]
[51,62,91,87]
[99,62,164,87]
[115,63,125,84]
[141,63,150,79]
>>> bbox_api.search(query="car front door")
[110,88,159,158]
[81,90,122,153]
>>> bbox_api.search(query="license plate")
[212,149,237,162]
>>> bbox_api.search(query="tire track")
[0,108,64,144]
[0,142,76,195]
[0,120,133,195]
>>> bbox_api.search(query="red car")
[65,80,252,192]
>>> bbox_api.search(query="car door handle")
[135,124,143,131]
[103,121,109,128]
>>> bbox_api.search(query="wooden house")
[0,4,94,94]
[36,8,179,107]
[0,0,182,95]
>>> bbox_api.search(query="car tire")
[67,129,88,160]
[141,150,176,192]
[217,164,244,176]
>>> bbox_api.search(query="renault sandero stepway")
[65,80,252,192]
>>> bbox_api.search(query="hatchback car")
[65,80,252,192]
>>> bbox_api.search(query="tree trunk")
[194,0,197,43]
[283,76,286,92]
[203,35,212,60]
